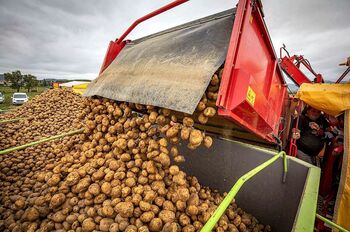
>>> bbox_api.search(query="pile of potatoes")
[0,71,271,231]
[0,89,84,149]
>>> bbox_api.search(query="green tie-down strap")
[0,128,84,155]
[201,151,287,232]
[0,117,27,123]
[316,214,349,232]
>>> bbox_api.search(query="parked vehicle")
[12,92,29,105]
[0,92,4,103]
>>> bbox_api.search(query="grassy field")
[0,86,47,111]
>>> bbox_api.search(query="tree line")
[4,70,39,92]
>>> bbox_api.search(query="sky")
[0,0,349,82]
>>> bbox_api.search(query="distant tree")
[23,74,38,92]
[42,79,48,87]
[4,70,23,92]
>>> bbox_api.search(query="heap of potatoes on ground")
[0,69,271,232]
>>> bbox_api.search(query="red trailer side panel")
[217,0,287,143]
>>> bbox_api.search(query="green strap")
[0,128,84,155]
[201,151,286,232]
[0,118,26,123]
[282,151,288,183]
[316,214,349,232]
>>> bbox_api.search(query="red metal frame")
[217,0,287,143]
[279,46,324,86]
[99,40,127,74]
[336,57,350,83]
[99,0,189,74]
[99,0,288,143]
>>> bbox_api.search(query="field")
[0,85,47,111]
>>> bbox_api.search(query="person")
[292,106,327,165]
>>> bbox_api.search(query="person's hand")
[316,128,324,136]
[309,122,320,130]
[292,128,300,140]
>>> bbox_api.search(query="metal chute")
[84,10,235,114]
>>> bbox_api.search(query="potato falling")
[0,68,271,231]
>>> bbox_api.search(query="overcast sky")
[0,0,349,82]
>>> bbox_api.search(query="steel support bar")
[316,214,349,232]
[201,151,286,232]
[336,67,350,83]
[280,56,312,86]
[116,0,189,44]
[0,128,84,155]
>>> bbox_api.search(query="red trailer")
[86,0,287,144]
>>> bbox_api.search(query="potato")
[109,159,119,171]
[227,224,239,232]
[88,183,100,196]
[173,172,187,186]
[169,165,180,176]
[186,205,199,216]
[210,74,220,86]
[162,109,171,117]
[139,201,151,211]
[49,193,66,209]
[156,115,166,125]
[82,218,96,232]
[66,172,80,186]
[149,218,163,232]
[143,190,157,202]
[149,111,158,123]
[183,225,196,232]
[47,174,61,186]
[26,208,40,221]
[196,101,206,111]
[180,127,191,140]
[163,201,176,212]
[140,211,155,223]
[109,223,120,232]
[182,117,194,127]
[138,225,150,232]
[170,146,179,157]
[102,205,115,218]
[76,177,91,192]
[166,126,179,138]
[101,182,112,195]
[66,214,78,224]
[158,138,168,147]
[198,113,208,124]
[239,223,247,232]
[125,177,136,187]
[51,211,66,223]
[174,155,185,163]
[159,210,175,223]
[14,199,25,209]
[158,153,171,167]
[162,222,181,231]
[203,107,216,117]
[204,136,213,148]
[189,129,203,146]
[116,138,127,150]
[115,202,134,218]
[233,215,241,226]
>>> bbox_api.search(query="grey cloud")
[0,0,349,82]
